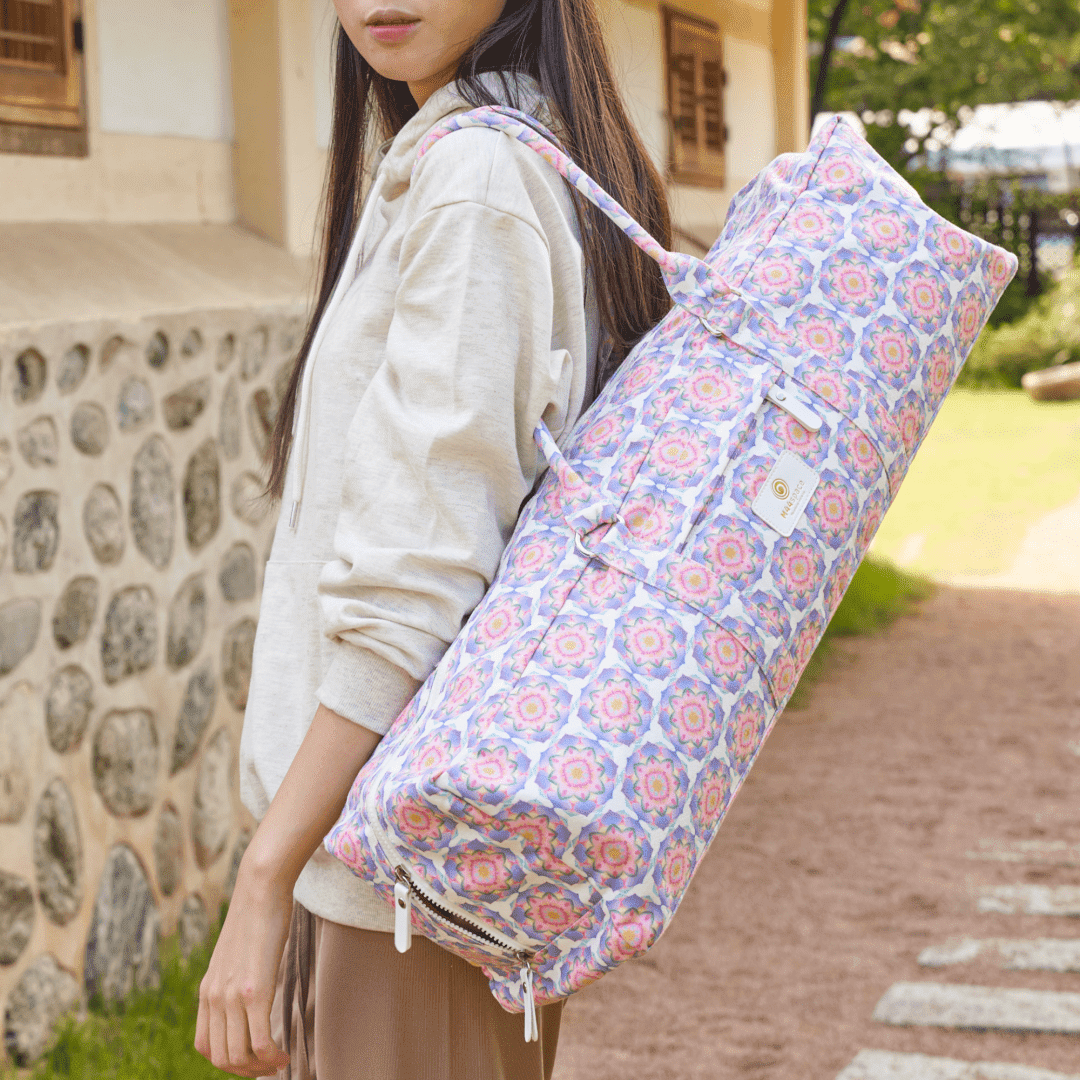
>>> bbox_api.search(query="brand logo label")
[751,450,821,537]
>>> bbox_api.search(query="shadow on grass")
[786,554,933,711]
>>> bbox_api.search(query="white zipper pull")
[766,385,823,432]
[521,964,538,1042]
[394,878,413,954]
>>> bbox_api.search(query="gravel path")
[554,588,1080,1080]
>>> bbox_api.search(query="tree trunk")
[810,0,853,128]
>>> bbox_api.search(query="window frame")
[0,0,87,157]
[661,5,727,189]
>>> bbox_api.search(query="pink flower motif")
[616,445,649,488]
[896,265,948,331]
[803,369,852,411]
[474,599,524,648]
[579,565,631,606]
[681,370,740,415]
[622,615,680,670]
[858,493,885,550]
[657,837,696,900]
[544,743,609,803]
[506,681,560,735]
[838,427,880,481]
[863,319,919,385]
[508,538,555,580]
[578,412,626,453]
[772,654,797,698]
[672,561,715,600]
[699,627,751,686]
[987,250,1015,290]
[411,734,454,773]
[955,291,985,349]
[393,799,444,845]
[564,953,603,994]
[546,619,600,674]
[691,765,731,833]
[447,669,482,708]
[928,221,976,277]
[752,255,811,305]
[777,543,818,599]
[622,493,674,545]
[457,849,511,895]
[728,701,764,764]
[583,823,645,883]
[826,552,858,615]
[789,206,842,250]
[666,686,714,751]
[923,341,954,405]
[790,307,852,361]
[812,481,856,544]
[794,613,824,667]
[604,905,662,962]
[825,254,882,314]
[854,206,916,260]
[652,427,707,478]
[524,893,578,935]
[621,358,661,398]
[819,153,866,200]
[735,460,770,504]
[464,745,515,792]
[628,752,682,820]
[586,676,645,743]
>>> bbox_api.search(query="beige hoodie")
[238,77,600,931]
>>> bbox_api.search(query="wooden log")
[1021,360,1080,401]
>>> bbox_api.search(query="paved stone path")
[872,984,1080,1035]
[966,841,1080,869]
[977,887,1080,917]
[836,1049,1080,1080]
[918,939,1080,973]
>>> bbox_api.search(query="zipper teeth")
[396,866,530,959]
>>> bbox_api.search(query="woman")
[195,1,670,1076]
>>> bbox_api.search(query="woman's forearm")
[241,703,382,894]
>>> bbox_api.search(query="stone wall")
[0,305,301,1063]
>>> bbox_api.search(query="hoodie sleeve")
[314,187,577,733]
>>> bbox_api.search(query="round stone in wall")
[44,665,93,754]
[84,844,159,1003]
[100,585,157,685]
[12,492,59,576]
[193,727,233,868]
[117,376,154,432]
[180,328,203,359]
[183,439,220,551]
[70,402,109,456]
[33,778,83,926]
[13,491,59,573]
[215,332,236,372]
[17,417,58,466]
[171,660,216,775]
[0,870,34,964]
[2,953,80,1065]
[178,894,209,958]
[240,326,269,381]
[83,483,124,566]
[0,682,33,824]
[52,576,99,650]
[130,435,174,569]
[0,439,12,491]
[219,542,256,603]
[0,598,40,677]
[56,343,90,394]
[13,348,46,405]
[92,708,158,817]
[164,377,211,432]
[145,330,169,370]
[152,801,183,898]
[100,335,135,370]
[166,574,207,669]
[222,619,256,710]
[219,377,241,460]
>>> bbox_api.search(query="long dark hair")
[267,0,672,499]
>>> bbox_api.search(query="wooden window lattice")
[663,6,727,188]
[1,0,65,72]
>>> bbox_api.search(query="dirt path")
[553,588,1080,1080]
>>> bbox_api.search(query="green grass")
[787,554,932,709]
[871,388,1080,579]
[12,918,226,1080]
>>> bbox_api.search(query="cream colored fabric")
[238,76,599,931]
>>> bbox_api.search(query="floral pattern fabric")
[326,108,1016,1015]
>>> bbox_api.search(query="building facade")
[0,0,806,1063]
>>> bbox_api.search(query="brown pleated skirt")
[271,903,564,1080]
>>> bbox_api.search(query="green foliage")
[11,914,227,1080]
[960,255,1080,385]
[787,555,933,708]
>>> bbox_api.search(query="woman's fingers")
[206,986,230,1071]
[194,983,211,1059]
[248,998,290,1073]
[225,994,254,1072]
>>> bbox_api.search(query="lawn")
[871,388,1080,580]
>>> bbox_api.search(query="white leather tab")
[752,450,820,537]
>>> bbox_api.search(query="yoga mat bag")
[327,107,1017,1034]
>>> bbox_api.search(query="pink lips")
[366,20,419,44]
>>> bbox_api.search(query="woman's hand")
[194,852,293,1076]
[195,704,383,1075]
